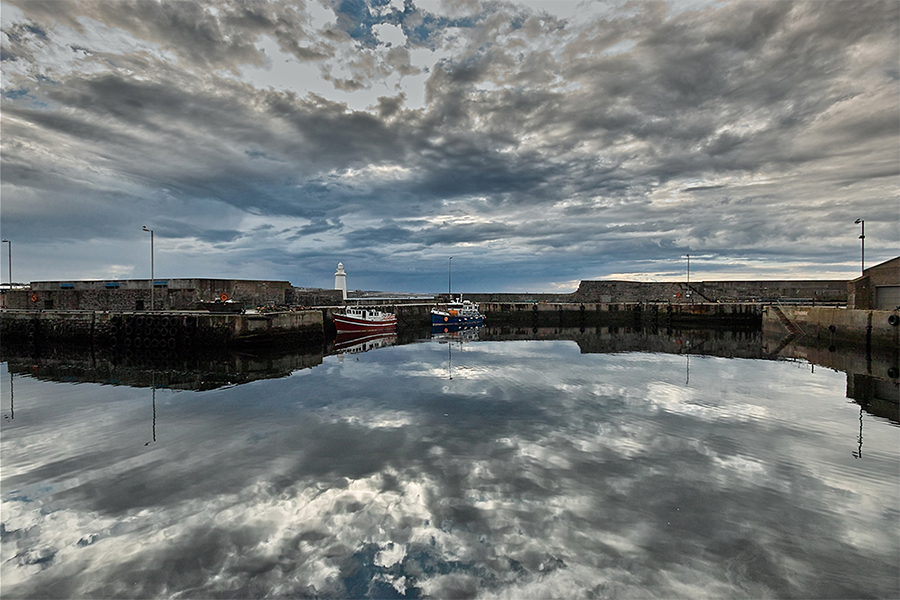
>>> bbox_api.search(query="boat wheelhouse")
[334,306,397,332]
[431,297,485,327]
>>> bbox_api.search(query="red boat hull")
[334,314,397,332]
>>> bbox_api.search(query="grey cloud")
[149,219,245,244]
[284,217,344,241]
[1,0,896,289]
[9,0,274,71]
[349,219,517,249]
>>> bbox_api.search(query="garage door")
[875,286,900,310]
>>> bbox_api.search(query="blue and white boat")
[432,257,485,329]
[431,297,485,327]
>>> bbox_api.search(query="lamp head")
[854,219,862,224]
[1,239,8,242]
[142,226,150,232]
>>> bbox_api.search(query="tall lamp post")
[1,239,10,291]
[685,253,691,303]
[686,253,690,287]
[448,256,453,299]
[142,226,154,311]
[854,219,865,275]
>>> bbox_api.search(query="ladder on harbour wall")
[685,284,716,303]
[771,304,802,335]
[767,304,802,358]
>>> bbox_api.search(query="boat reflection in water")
[331,330,397,355]
[431,322,483,339]
[431,324,483,380]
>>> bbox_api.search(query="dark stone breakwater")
[2,301,897,355]
[0,310,324,353]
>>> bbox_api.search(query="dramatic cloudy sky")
[1,0,897,292]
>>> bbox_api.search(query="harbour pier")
[1,257,897,355]
[0,309,325,351]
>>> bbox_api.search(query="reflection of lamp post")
[1,239,10,290]
[854,219,865,275]
[146,373,156,446]
[142,226,154,311]
[852,406,863,459]
[6,371,13,421]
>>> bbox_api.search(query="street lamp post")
[854,219,865,275]
[686,253,690,287]
[448,256,453,299]
[142,226,154,311]
[685,253,691,303]
[1,239,10,291]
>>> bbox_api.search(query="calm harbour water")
[1,328,898,599]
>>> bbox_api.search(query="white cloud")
[373,23,407,47]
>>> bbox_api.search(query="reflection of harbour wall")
[481,301,763,328]
[0,309,324,348]
[482,325,766,359]
[848,374,899,422]
[483,324,898,419]
[764,326,898,376]
[1,345,324,391]
[761,325,899,420]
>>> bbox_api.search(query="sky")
[1,0,897,293]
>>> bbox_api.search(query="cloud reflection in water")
[1,340,898,598]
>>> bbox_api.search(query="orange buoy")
[220,293,228,301]
[31,293,38,302]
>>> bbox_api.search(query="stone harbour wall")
[572,280,847,304]
[0,310,324,352]
[764,306,900,350]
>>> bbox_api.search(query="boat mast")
[448,256,452,300]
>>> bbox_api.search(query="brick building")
[848,257,900,310]
[0,278,342,310]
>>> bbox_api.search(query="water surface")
[2,332,898,598]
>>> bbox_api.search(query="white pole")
[1,239,10,290]
[143,226,154,310]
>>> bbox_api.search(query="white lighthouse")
[334,262,347,301]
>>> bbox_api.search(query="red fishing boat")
[333,306,397,332]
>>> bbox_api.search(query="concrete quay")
[0,309,324,351]
[763,305,900,353]
[2,300,897,355]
